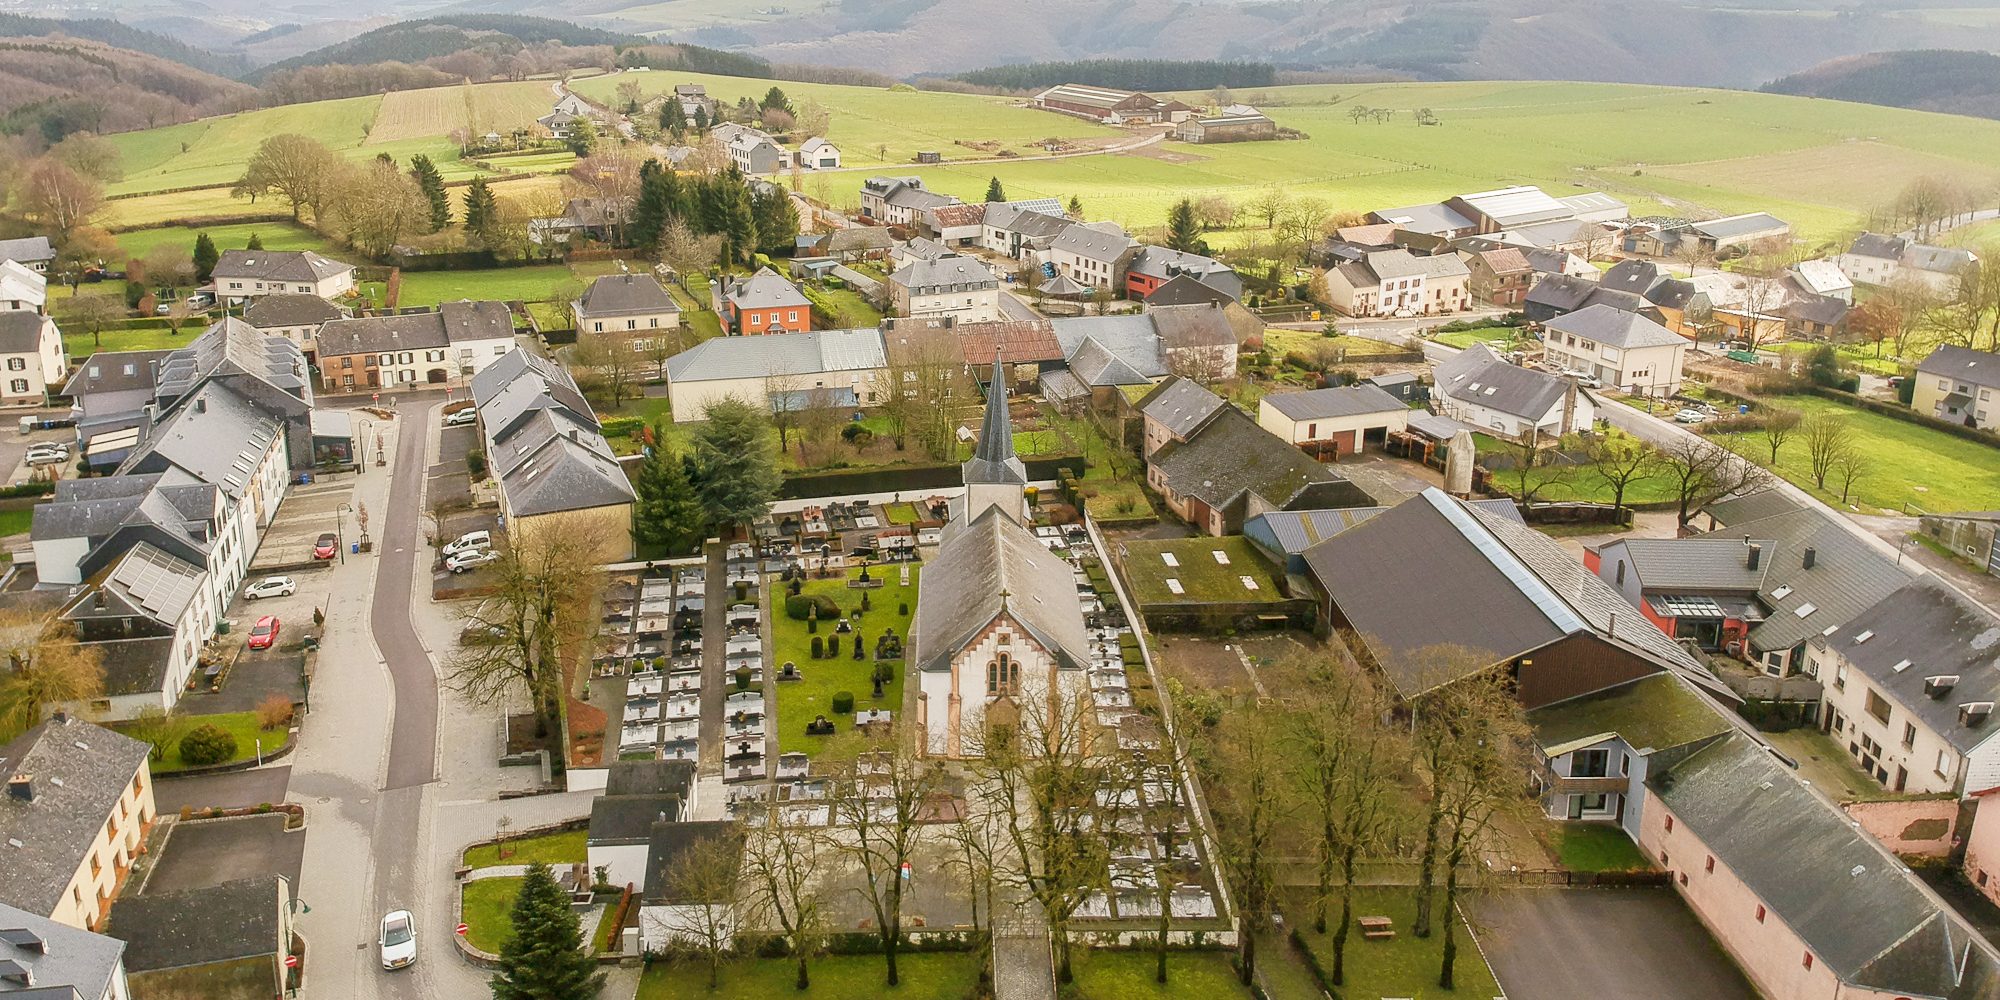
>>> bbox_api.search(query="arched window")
[990,652,1015,696]
[986,661,997,694]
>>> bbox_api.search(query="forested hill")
[0,36,255,141]
[954,59,1277,92]
[246,15,642,81]
[1762,50,2000,121]
[0,13,248,77]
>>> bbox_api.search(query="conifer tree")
[1165,198,1207,255]
[409,154,451,232]
[985,177,1006,202]
[191,233,218,283]
[634,424,705,551]
[245,232,265,250]
[490,863,605,1000]
[462,177,499,243]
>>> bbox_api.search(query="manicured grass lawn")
[388,265,576,307]
[525,300,572,333]
[1287,887,1502,1000]
[0,508,36,538]
[64,325,209,357]
[637,951,981,998]
[1437,327,1523,350]
[460,877,521,953]
[1555,824,1651,872]
[883,502,921,525]
[114,222,332,263]
[132,711,292,773]
[461,828,586,869]
[1069,949,1253,1000]
[1474,430,1682,506]
[1719,395,2000,514]
[767,567,918,758]
[809,284,883,327]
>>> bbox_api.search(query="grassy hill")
[98,75,2000,247]
[246,15,642,82]
[1763,50,2000,121]
[0,36,256,142]
[0,13,248,77]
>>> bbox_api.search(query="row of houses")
[0,252,72,406]
[713,121,842,175]
[467,349,637,562]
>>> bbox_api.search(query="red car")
[313,532,338,560]
[247,616,280,650]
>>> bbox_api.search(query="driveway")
[142,813,305,895]
[1470,888,1757,1000]
[152,767,292,814]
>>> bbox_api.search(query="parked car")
[24,447,68,467]
[247,615,280,650]
[1561,369,1603,388]
[1673,408,1709,424]
[185,292,215,309]
[313,533,338,559]
[379,910,416,970]
[442,531,491,557]
[446,549,500,574]
[244,576,296,600]
[443,408,478,427]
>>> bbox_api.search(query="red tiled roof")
[954,320,1064,364]
[1478,248,1533,274]
[1336,223,1399,246]
[927,203,988,228]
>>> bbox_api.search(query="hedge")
[784,593,839,621]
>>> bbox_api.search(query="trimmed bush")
[811,635,824,659]
[784,593,839,621]
[178,724,238,766]
[831,691,855,714]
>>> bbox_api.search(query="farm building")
[1117,535,1306,631]
[1032,84,1192,123]
[1175,112,1276,143]
[664,327,886,422]
[1257,384,1410,460]
[1688,212,1791,252]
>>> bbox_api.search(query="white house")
[979,202,1071,259]
[1431,343,1597,442]
[1540,303,1689,398]
[573,274,682,338]
[0,236,56,273]
[1528,672,1734,835]
[664,327,886,421]
[887,254,1000,324]
[859,177,960,227]
[1047,224,1137,290]
[210,250,356,302]
[797,137,840,169]
[587,760,698,889]
[1257,384,1409,459]
[1788,259,1853,304]
[59,542,214,722]
[240,294,344,357]
[637,821,740,953]
[0,311,67,405]
[1837,232,1979,297]
[0,258,47,313]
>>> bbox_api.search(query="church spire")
[962,346,1026,487]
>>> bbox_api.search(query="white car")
[1673,408,1709,424]
[442,531,491,557]
[244,577,297,600]
[1561,369,1603,388]
[443,408,477,427]
[379,909,416,970]
[446,549,500,574]
[24,447,68,467]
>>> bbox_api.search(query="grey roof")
[890,255,998,294]
[1127,246,1231,282]
[1037,274,1088,298]
[316,300,511,356]
[1370,203,1475,236]
[1263,384,1405,422]
[105,876,284,972]
[1650,733,2000,997]
[0,901,126,999]
[211,249,352,284]
[725,268,811,311]
[0,237,54,265]
[151,318,310,407]
[824,228,894,254]
[1524,272,1598,313]
[1051,314,1166,381]
[62,350,171,399]
[642,821,739,905]
[1702,489,1802,526]
[1596,259,1700,310]
[1502,218,1597,249]
[1148,303,1236,351]
[1404,410,1481,441]
[1906,243,1978,275]
[898,237,950,261]
[1599,537,1776,592]
[472,348,633,518]
[1149,407,1352,515]
[1050,224,1135,264]
[1544,303,1684,350]
[915,506,1090,674]
[1144,274,1232,307]
[0,718,150,915]
[1359,249,1428,282]
[1696,507,1913,652]
[576,275,678,318]
[963,353,1026,486]
[1432,344,1571,421]
[91,541,205,627]
[1301,490,1708,698]
[1786,290,1850,328]
[1847,232,1905,261]
[604,758,696,798]
[241,293,342,330]
[1825,579,2000,755]
[589,794,684,845]
[1917,346,2000,389]
[1137,376,1225,439]
[119,383,281,498]
[1690,212,1788,241]
[1067,338,1151,387]
[1250,499,1521,556]
[666,327,884,384]
[0,314,49,355]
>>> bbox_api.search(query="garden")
[1712,395,2000,514]
[1554,824,1651,872]
[766,566,919,758]
[461,827,587,869]
[119,708,294,774]
[1065,949,1256,999]
[1285,887,1503,1000]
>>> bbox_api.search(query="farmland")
[367,81,554,145]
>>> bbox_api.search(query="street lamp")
[335,502,352,565]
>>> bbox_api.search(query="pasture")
[368,82,557,145]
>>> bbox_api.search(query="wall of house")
[46,761,154,930]
[1965,796,2000,910]
[1809,639,1967,796]
[587,842,651,890]
[1639,790,1849,1000]
[733,304,810,335]
[640,902,735,952]
[578,309,680,336]
[1913,373,1997,430]
[33,535,92,585]
[1256,403,1409,449]
[513,503,633,564]
[1842,799,1957,858]
[918,615,1085,758]
[897,285,1000,323]
[1433,390,1587,443]
[217,272,353,301]
[1516,634,1662,711]
[1538,735,1643,832]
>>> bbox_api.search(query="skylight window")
[1239,576,1259,591]
[1793,602,1818,618]
[1160,553,1178,567]
[1165,579,1184,595]
[1854,630,1874,644]
[1212,550,1230,565]
[1771,585,1794,600]
[1891,659,1912,673]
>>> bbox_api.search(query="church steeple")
[959,347,1028,523]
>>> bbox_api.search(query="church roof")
[915,506,1090,675]
[962,348,1026,485]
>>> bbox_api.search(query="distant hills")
[0,32,254,141]
[1762,50,2000,121]
[245,15,643,81]
[0,12,247,76]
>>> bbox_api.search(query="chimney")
[92,589,106,611]
[194,398,206,414]
[5,774,30,803]
[1803,546,1817,570]
[1746,544,1762,571]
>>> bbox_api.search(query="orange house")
[724,268,813,335]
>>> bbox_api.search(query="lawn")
[1042,407,1148,517]
[384,265,576,308]
[460,877,522,954]
[808,284,883,328]
[767,566,918,758]
[1477,430,1682,507]
[461,828,587,869]
[0,508,35,538]
[1554,824,1651,872]
[637,952,982,999]
[1436,327,1523,350]
[526,300,574,333]
[64,325,208,358]
[106,96,385,195]
[1067,949,1255,1000]
[115,222,333,263]
[1119,536,1287,607]
[1718,395,2000,514]
[1287,887,1503,1000]
[1262,328,1412,361]
[130,711,292,773]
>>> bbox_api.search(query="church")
[913,356,1091,758]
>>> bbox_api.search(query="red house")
[724,268,813,335]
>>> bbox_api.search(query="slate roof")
[1917,346,2000,390]
[1691,213,1788,240]
[898,237,950,262]
[241,294,342,330]
[589,794,684,844]
[151,318,310,407]
[1404,410,1482,441]
[1149,407,1350,514]
[1148,303,1236,352]
[1136,376,1225,439]
[823,228,894,254]
[0,718,150,915]
[725,268,811,311]
[641,821,740,905]
[1701,489,1802,526]
[0,237,54,265]
[62,349,171,399]
[211,250,352,284]
[118,383,282,498]
[666,327,885,383]
[1847,232,1905,261]
[1050,224,1135,264]
[0,313,49,355]
[1544,303,1685,350]
[1144,274,1232,307]
[1906,244,1978,275]
[604,759,696,799]
[106,876,283,972]
[1524,272,1598,313]
[1791,259,1852,296]
[1650,733,2000,998]
[1248,499,1521,556]
[1263,384,1405,422]
[916,506,1090,674]
[963,355,1025,487]
[799,137,837,154]
[1432,343,1572,421]
[576,275,678,318]
[0,901,127,999]
[1127,246,1232,283]
[1300,490,1709,698]
[1597,537,1776,592]
[474,348,633,518]
[890,256,998,294]
[1370,203,1475,236]
[1695,507,1912,652]
[1786,290,1850,328]
[1824,579,2000,755]
[982,203,1069,236]
[1067,338,1152,386]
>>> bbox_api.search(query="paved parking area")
[249,478,356,572]
[1,420,79,486]
[152,767,292,814]
[142,813,304,895]
[1469,888,1757,1000]
[427,423,476,511]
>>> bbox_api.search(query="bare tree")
[1247,185,1288,231]
[67,294,124,348]
[796,385,844,467]
[1655,433,1769,530]
[1107,730,1201,985]
[882,324,968,460]
[1584,434,1660,518]
[1758,408,1802,463]
[24,160,105,238]
[1198,703,1286,984]
[742,800,829,989]
[1275,197,1331,264]
[1502,433,1566,504]
[765,369,805,456]
[660,823,747,990]
[1832,445,1869,506]
[234,134,341,224]
[1800,410,1850,490]
[829,738,947,987]
[1671,237,1712,279]
[941,794,1005,995]
[443,515,606,736]
[1193,195,1236,230]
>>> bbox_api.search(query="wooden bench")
[1359,915,1395,941]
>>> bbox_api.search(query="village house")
[1031,84,1191,124]
[722,268,813,335]
[1256,384,1410,460]
[573,274,682,339]
[0,900,130,999]
[888,254,1001,323]
[1541,304,1689,397]
[859,177,962,227]
[529,197,632,246]
[313,300,515,392]
[105,875,297,1000]
[0,310,66,405]
[727,130,788,175]
[209,250,355,302]
[58,541,213,722]
[1913,345,1999,430]
[470,350,635,561]
[240,293,343,359]
[664,327,886,422]
[797,137,841,169]
[1037,308,1239,409]
[1123,246,1241,300]
[917,203,987,247]
[1467,248,1536,306]
[0,258,46,313]
[1593,259,1711,339]
[1789,259,1853,304]
[1528,671,1735,831]
[1047,224,1138,290]
[1838,232,1979,296]
[0,716,155,930]
[1685,271,1792,345]
[62,349,172,462]
[979,202,1072,259]
[0,235,56,272]
[587,759,698,888]
[638,821,741,952]
[1430,343,1597,442]
[1323,249,1468,317]
[1174,110,1276,143]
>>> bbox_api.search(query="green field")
[107,97,385,195]
[638,952,981,999]
[1286,886,1502,1000]
[1067,949,1255,999]
[378,266,574,307]
[1719,396,2000,514]
[115,222,333,262]
[459,877,522,954]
